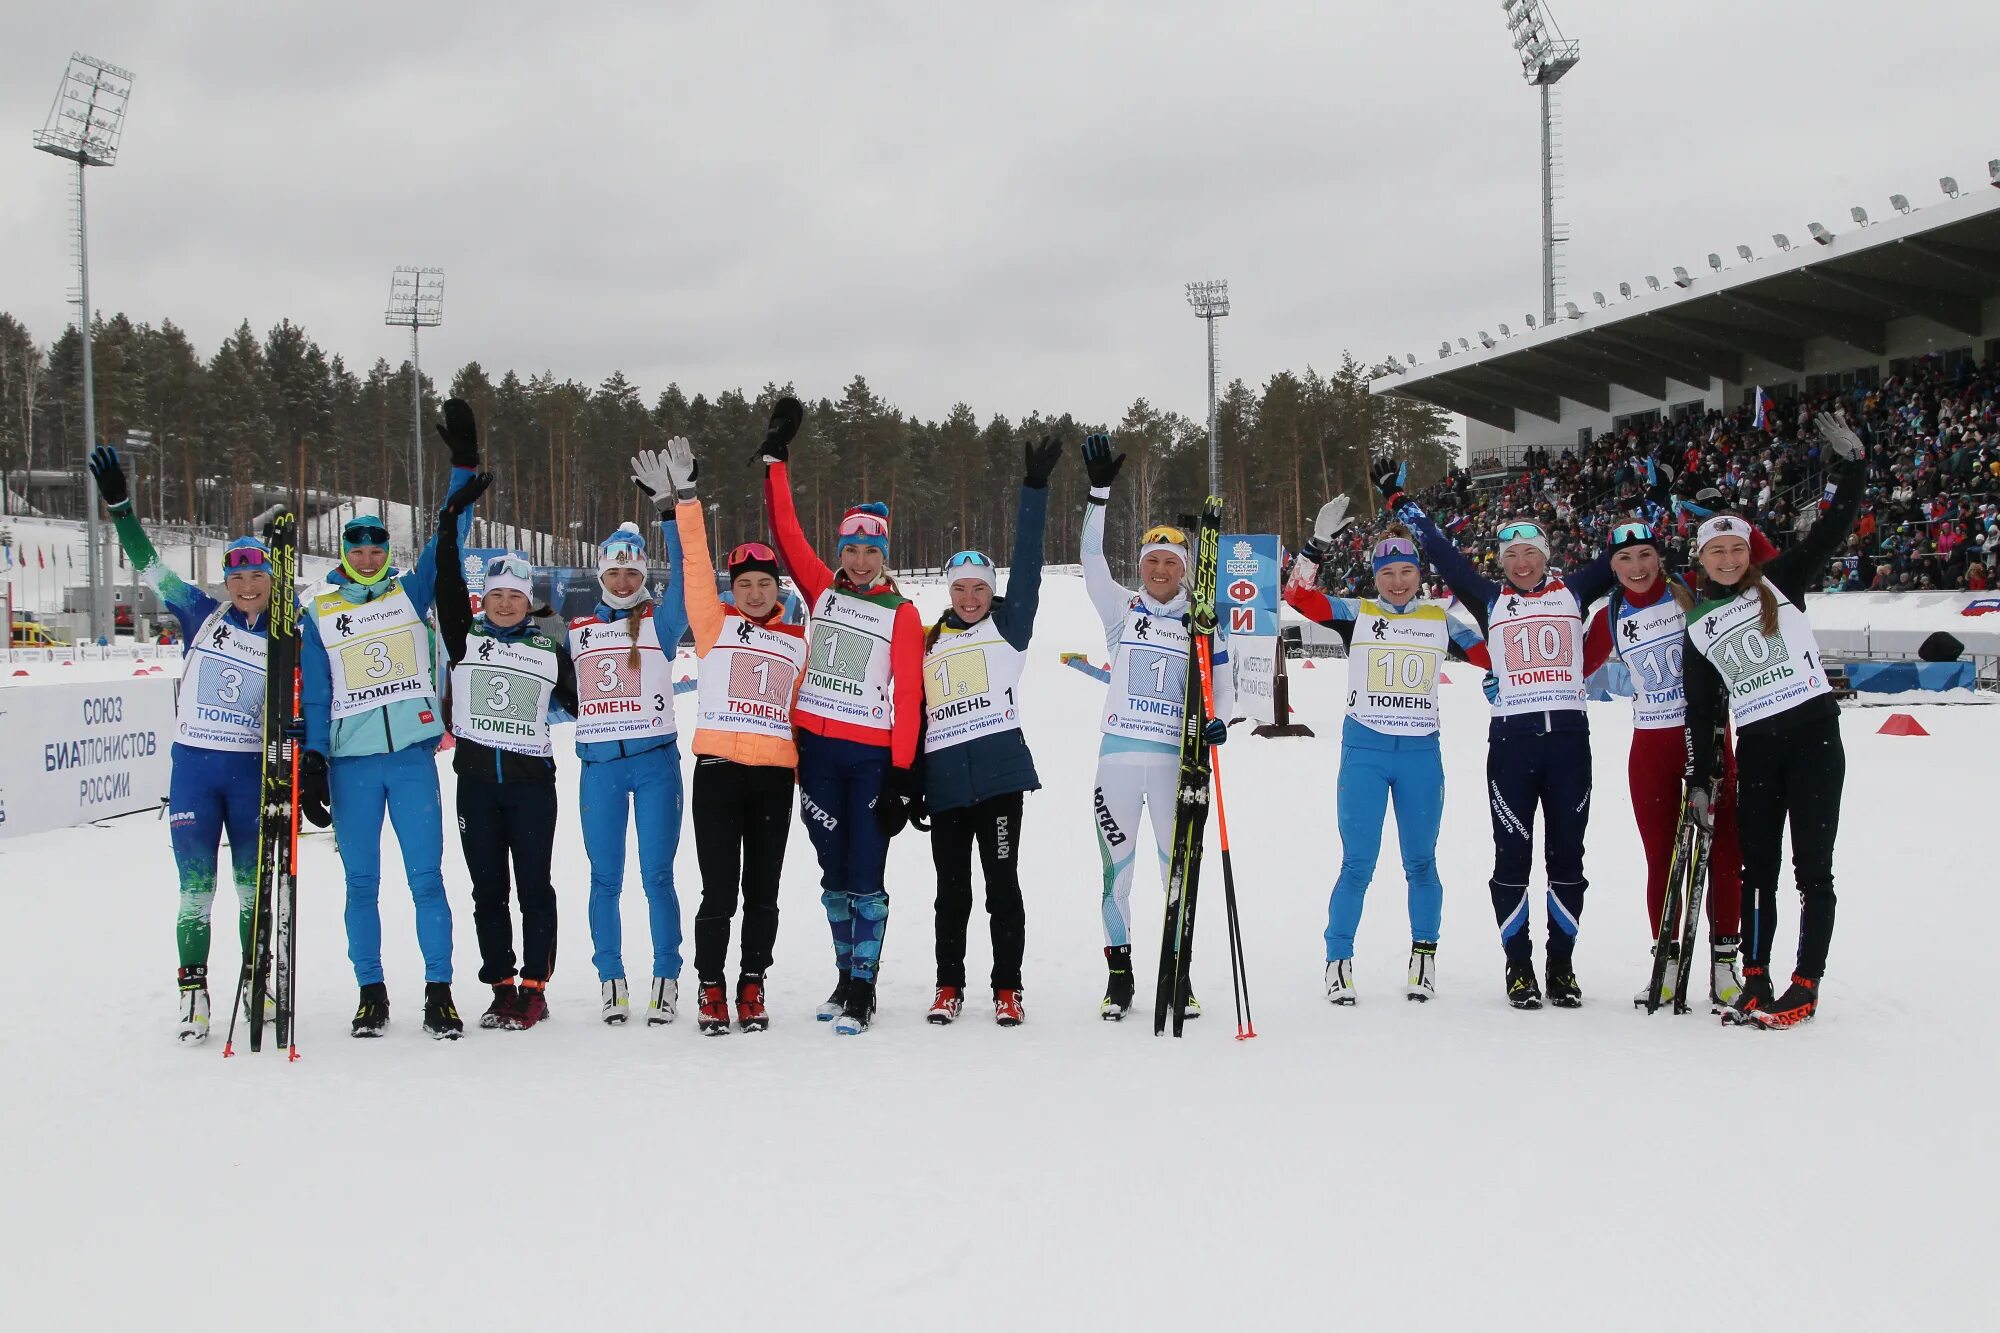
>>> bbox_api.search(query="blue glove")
[1481,672,1500,706]
[1203,718,1229,746]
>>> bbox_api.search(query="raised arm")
[996,446,1056,651]
[673,500,726,655]
[432,499,474,665]
[1400,504,1499,623]
[1766,449,1866,603]
[407,466,480,619]
[89,446,219,633]
[763,461,831,606]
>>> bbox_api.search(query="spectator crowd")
[1314,352,2000,597]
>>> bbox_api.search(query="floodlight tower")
[34,53,133,642]
[1185,280,1230,496]
[1501,1,1581,326]
[385,266,444,541]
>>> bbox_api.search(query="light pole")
[384,266,444,544]
[34,53,134,642]
[1185,280,1230,497]
[1501,0,1581,327]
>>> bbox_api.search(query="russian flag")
[1752,386,1772,431]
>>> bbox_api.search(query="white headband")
[1694,514,1750,554]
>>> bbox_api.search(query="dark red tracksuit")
[1584,581,1743,940]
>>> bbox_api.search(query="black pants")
[930,792,1026,990]
[691,757,794,984]
[1735,713,1844,979]
[456,778,559,985]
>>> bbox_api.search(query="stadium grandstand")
[1343,174,2000,601]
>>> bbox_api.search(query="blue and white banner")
[1221,533,1282,723]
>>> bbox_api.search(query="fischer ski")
[1646,718,1724,1016]
[227,510,300,1057]
[1154,497,1223,1037]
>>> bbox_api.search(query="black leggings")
[691,757,795,984]
[930,792,1026,990]
[1734,713,1844,979]
[457,778,559,985]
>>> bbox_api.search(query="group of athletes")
[91,392,1863,1042]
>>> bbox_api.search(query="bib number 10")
[1504,621,1570,670]
[1714,623,1787,686]
[1365,646,1437,695]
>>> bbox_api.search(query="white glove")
[663,436,699,497]
[630,440,696,508]
[1815,412,1865,462]
[1313,496,1354,543]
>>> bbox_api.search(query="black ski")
[1154,497,1223,1037]
[241,512,299,1054]
[1645,718,1723,1016]
[1670,718,1727,1015]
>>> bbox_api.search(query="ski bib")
[1609,593,1689,729]
[1102,602,1189,745]
[696,613,808,741]
[1343,599,1450,738]
[314,583,436,723]
[923,616,1026,752]
[449,628,561,757]
[1687,588,1831,727]
[569,612,675,744]
[1484,583,1586,717]
[176,606,268,752]
[795,589,898,732]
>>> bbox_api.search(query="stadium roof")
[1369,183,2000,431]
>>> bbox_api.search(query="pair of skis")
[226,511,302,1059]
[1153,497,1255,1040]
[1644,718,1725,1016]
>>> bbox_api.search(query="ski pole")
[1195,634,1255,1040]
[284,668,302,1060]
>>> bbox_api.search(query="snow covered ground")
[2,572,1992,1330]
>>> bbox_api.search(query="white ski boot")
[1710,938,1745,1015]
[1633,945,1679,1009]
[1324,959,1356,1005]
[601,978,630,1025]
[647,977,679,1026]
[178,986,211,1044]
[1406,943,1437,1002]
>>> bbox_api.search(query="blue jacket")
[921,483,1048,813]
[574,513,690,765]
[301,467,477,758]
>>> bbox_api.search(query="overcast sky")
[3,1,1996,430]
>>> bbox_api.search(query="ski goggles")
[485,554,534,581]
[342,521,391,548]
[943,550,997,589]
[1608,521,1659,554]
[727,541,778,567]
[1140,524,1189,548]
[1370,536,1419,573]
[1495,521,1548,545]
[223,546,271,573]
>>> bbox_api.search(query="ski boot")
[994,988,1025,1027]
[177,966,210,1045]
[833,978,877,1035]
[1505,959,1542,1010]
[240,961,277,1023]
[1324,958,1356,1006]
[351,981,390,1037]
[1722,964,1775,1027]
[1100,945,1135,1021]
[1181,991,1202,1020]
[1406,942,1437,1002]
[816,973,852,1022]
[1749,974,1818,1030]
[1710,937,1745,1015]
[512,979,550,1030]
[736,974,769,1032]
[647,977,679,1026]
[480,981,519,1030]
[423,982,464,1040]
[1634,944,1679,1010]
[696,982,731,1035]
[601,978,630,1025]
[927,985,965,1025]
[1545,960,1583,1009]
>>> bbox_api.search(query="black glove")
[87,445,130,510]
[1023,434,1063,489]
[439,471,492,519]
[1082,433,1125,489]
[1646,456,1678,508]
[1203,717,1229,746]
[435,398,480,468]
[874,766,929,838]
[298,751,332,829]
[1371,459,1406,511]
[759,396,805,464]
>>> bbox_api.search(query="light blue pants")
[330,746,453,985]
[579,745,685,982]
[1326,724,1445,962]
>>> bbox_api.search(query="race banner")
[0,677,176,838]
[1221,533,1282,724]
